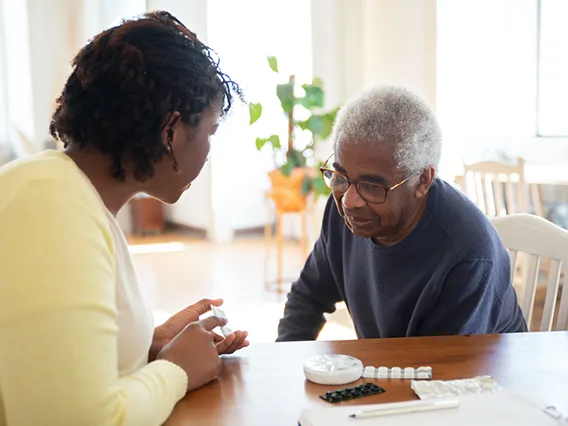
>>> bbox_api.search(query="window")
[536,0,568,136]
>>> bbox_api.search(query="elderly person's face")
[331,135,433,243]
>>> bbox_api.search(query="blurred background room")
[0,0,567,341]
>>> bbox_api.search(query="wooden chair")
[456,159,544,217]
[455,159,547,293]
[263,185,309,293]
[491,214,568,331]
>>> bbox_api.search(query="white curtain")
[310,0,437,164]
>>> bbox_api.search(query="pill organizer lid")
[303,354,364,385]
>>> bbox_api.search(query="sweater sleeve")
[276,199,342,342]
[0,178,187,426]
[418,260,527,335]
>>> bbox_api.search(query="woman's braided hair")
[50,10,242,182]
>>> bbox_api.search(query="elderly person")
[277,85,526,341]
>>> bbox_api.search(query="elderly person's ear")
[415,166,436,199]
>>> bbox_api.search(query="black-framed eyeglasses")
[319,153,418,204]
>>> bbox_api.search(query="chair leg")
[264,211,272,292]
[276,212,283,291]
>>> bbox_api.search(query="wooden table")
[165,332,568,425]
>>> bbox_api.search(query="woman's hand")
[156,316,225,392]
[149,298,249,361]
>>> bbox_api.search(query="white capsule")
[377,366,389,379]
[391,367,402,379]
[403,367,415,379]
[363,366,375,378]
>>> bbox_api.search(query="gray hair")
[332,85,442,175]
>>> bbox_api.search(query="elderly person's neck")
[372,192,430,247]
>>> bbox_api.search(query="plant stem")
[287,74,295,160]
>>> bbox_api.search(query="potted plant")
[248,56,338,213]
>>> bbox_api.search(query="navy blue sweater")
[276,179,527,341]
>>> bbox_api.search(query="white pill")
[220,326,233,337]
[417,372,430,379]
[404,367,415,379]
[391,367,402,379]
[377,366,389,379]
[211,305,228,321]
[363,366,375,378]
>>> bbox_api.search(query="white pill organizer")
[303,354,433,385]
[304,354,364,385]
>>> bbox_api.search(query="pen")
[349,398,460,419]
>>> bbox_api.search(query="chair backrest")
[491,214,568,331]
[461,159,528,216]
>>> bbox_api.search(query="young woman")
[0,11,248,425]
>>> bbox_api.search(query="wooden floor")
[127,233,356,343]
[127,232,558,343]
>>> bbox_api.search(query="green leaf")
[276,83,295,113]
[298,84,324,110]
[255,134,281,151]
[313,173,331,198]
[311,77,324,87]
[269,134,281,149]
[267,56,279,73]
[301,175,312,195]
[279,161,294,176]
[298,115,330,140]
[249,102,263,125]
[298,107,340,140]
[288,148,307,168]
[255,137,269,151]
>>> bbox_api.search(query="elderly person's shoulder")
[428,176,504,259]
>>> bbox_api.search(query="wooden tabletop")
[164,332,568,425]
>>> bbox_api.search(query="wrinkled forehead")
[333,134,400,179]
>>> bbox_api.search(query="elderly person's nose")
[342,184,366,209]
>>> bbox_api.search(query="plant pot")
[267,168,308,213]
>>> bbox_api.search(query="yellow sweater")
[0,151,187,426]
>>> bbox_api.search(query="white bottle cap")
[303,354,364,385]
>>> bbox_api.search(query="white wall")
[147,0,215,237]
[205,0,314,242]
[436,0,538,178]
[311,0,437,110]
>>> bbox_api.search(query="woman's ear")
[161,111,182,170]
[161,112,182,147]
[415,166,435,199]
